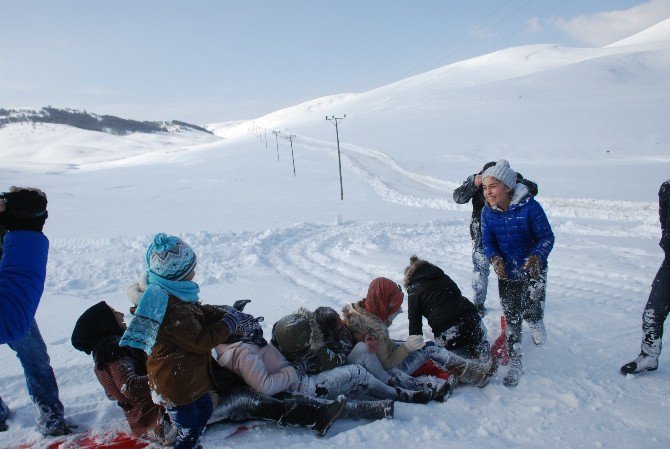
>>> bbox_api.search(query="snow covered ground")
[1,19,670,449]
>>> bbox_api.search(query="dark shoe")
[0,421,7,432]
[620,352,658,375]
[475,304,486,317]
[399,388,432,404]
[312,396,346,437]
[433,377,456,403]
[503,356,522,387]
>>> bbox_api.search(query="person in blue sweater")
[480,160,554,387]
[0,187,72,435]
[620,179,670,375]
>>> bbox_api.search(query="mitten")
[491,256,507,279]
[220,309,258,334]
[0,188,48,232]
[404,334,425,351]
[524,254,542,278]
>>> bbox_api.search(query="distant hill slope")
[0,107,212,135]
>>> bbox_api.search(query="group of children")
[2,160,666,448]
[66,159,559,448]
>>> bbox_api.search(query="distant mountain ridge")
[0,107,212,135]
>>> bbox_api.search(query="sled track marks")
[285,133,656,223]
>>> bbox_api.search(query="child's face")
[483,177,511,209]
[111,308,127,330]
[183,268,196,281]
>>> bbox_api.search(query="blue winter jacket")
[0,231,49,344]
[481,184,554,281]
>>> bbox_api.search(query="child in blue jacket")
[480,160,554,387]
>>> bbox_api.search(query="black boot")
[432,377,457,403]
[280,396,346,437]
[397,388,433,404]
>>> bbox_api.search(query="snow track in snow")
[282,133,657,223]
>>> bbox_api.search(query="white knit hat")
[482,159,517,190]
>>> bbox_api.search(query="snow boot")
[346,399,394,420]
[452,356,499,387]
[620,352,658,375]
[279,396,346,437]
[528,320,546,346]
[397,387,433,404]
[432,377,457,403]
[503,356,522,387]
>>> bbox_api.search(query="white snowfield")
[1,18,670,449]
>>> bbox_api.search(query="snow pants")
[498,268,547,357]
[0,320,66,433]
[166,393,213,449]
[640,255,670,358]
[290,364,409,401]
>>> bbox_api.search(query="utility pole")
[272,130,280,162]
[264,130,268,149]
[326,115,346,200]
[288,134,296,177]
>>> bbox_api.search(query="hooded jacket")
[271,307,353,374]
[146,297,231,407]
[453,171,538,246]
[342,302,410,370]
[481,184,554,281]
[404,259,483,347]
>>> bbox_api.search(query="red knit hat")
[362,277,404,322]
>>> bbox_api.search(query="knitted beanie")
[71,301,125,354]
[145,233,196,280]
[482,159,517,190]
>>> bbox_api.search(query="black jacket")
[660,180,670,254]
[405,261,483,348]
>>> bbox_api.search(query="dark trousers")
[641,256,670,358]
[499,268,547,357]
[166,393,213,449]
[0,320,65,433]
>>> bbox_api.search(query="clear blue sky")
[1,0,669,125]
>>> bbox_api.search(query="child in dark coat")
[404,256,489,359]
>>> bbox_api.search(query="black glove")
[0,189,48,232]
[233,299,252,311]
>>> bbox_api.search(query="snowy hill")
[1,19,670,449]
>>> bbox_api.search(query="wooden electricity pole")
[288,134,296,177]
[326,115,346,200]
[272,130,280,162]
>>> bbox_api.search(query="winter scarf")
[361,277,403,324]
[119,272,200,354]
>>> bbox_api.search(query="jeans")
[472,242,491,306]
[0,320,65,433]
[641,256,670,357]
[166,393,213,449]
[395,342,463,374]
[499,268,547,357]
